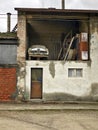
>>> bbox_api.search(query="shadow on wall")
[43,84,98,102]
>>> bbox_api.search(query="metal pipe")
[62,0,65,9]
[7,13,11,32]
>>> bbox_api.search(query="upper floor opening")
[26,18,89,61]
[15,8,98,61]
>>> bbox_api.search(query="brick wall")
[0,68,16,101]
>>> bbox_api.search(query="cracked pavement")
[0,110,98,130]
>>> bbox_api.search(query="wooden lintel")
[26,14,89,21]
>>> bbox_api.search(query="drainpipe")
[7,13,11,32]
[62,0,65,9]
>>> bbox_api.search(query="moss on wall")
[0,32,17,38]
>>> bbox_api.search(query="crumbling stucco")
[49,61,55,78]
[17,11,98,102]
[16,61,26,100]
[89,83,98,101]
[90,83,98,95]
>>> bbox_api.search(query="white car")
[28,45,49,59]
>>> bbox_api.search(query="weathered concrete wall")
[17,14,27,98]
[89,18,98,101]
[24,18,98,102]
[17,14,98,101]
[25,61,91,101]
[17,14,27,61]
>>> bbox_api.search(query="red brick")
[0,68,16,101]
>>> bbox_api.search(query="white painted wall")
[90,31,98,82]
[26,60,92,100]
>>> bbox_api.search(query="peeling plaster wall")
[17,14,27,98]
[26,61,92,101]
[25,18,98,101]
[17,14,98,101]
[89,18,98,101]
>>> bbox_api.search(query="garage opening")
[27,18,89,61]
[31,68,43,99]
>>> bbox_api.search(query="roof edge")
[15,7,98,14]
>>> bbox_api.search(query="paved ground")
[0,110,98,130]
[0,102,98,130]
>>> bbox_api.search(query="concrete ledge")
[0,102,98,111]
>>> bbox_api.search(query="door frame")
[30,68,43,99]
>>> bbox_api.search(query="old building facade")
[1,8,98,102]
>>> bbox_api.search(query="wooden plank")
[64,37,75,60]
[58,30,72,60]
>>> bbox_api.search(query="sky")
[0,0,98,32]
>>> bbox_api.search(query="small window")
[68,68,83,77]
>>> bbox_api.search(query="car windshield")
[31,45,46,49]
